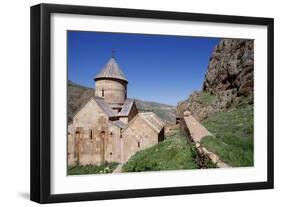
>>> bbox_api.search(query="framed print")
[30,3,274,203]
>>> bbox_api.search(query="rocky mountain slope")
[177,39,254,121]
[203,39,254,96]
[177,39,254,167]
[67,80,176,124]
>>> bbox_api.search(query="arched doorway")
[74,127,83,165]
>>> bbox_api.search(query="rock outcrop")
[177,39,254,121]
[177,91,220,121]
[203,39,254,96]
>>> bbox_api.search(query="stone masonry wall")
[180,111,230,168]
[122,116,158,163]
[68,99,122,166]
[95,79,127,105]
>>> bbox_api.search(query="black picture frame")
[30,3,274,204]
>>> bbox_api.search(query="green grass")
[201,99,254,167]
[177,92,217,116]
[122,129,198,172]
[196,92,217,106]
[67,162,119,175]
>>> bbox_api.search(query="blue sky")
[68,31,220,106]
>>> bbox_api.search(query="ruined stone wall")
[95,79,127,105]
[180,112,230,168]
[122,116,158,163]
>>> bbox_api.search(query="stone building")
[68,55,165,166]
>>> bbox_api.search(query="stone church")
[68,55,165,167]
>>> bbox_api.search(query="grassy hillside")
[122,129,198,172]
[67,80,176,124]
[135,99,176,124]
[68,80,95,123]
[201,97,254,167]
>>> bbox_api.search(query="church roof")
[109,120,127,129]
[95,57,128,83]
[119,99,136,117]
[122,112,165,133]
[93,97,119,117]
[139,112,165,133]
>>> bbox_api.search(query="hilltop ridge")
[67,80,176,124]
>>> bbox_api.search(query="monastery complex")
[68,55,165,166]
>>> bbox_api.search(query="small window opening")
[138,141,140,148]
[102,88,104,97]
[74,131,80,158]
[90,130,93,140]
[110,152,112,155]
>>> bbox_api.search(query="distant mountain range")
[134,99,176,124]
[67,80,176,124]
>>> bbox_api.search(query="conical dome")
[95,57,128,83]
